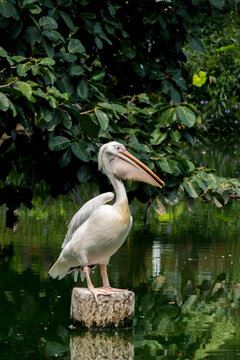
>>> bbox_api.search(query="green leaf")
[95,37,103,49]
[195,175,207,191]
[15,81,32,99]
[150,129,168,145]
[159,108,176,127]
[137,93,150,104]
[157,158,177,174]
[0,0,19,20]
[183,179,201,198]
[57,76,73,94]
[132,62,146,77]
[70,65,85,77]
[74,114,99,138]
[108,4,116,16]
[215,44,236,52]
[222,190,230,204]
[0,93,9,112]
[174,156,194,175]
[26,26,42,47]
[99,102,128,114]
[60,10,75,31]
[164,185,184,205]
[91,71,105,81]
[58,52,77,63]
[152,199,167,215]
[42,38,54,57]
[0,47,8,57]
[188,36,205,52]
[42,30,64,43]
[158,14,166,29]
[16,64,28,77]
[77,164,91,183]
[192,71,207,87]
[12,55,27,63]
[48,136,70,151]
[33,88,49,100]
[31,65,42,76]
[171,76,187,91]
[23,0,38,6]
[185,103,199,115]
[29,4,42,14]
[176,106,196,128]
[186,160,195,174]
[77,79,89,100]
[60,110,72,129]
[121,43,136,59]
[68,38,85,54]
[170,129,181,142]
[40,106,53,123]
[209,0,225,8]
[43,68,57,84]
[169,84,181,104]
[9,100,17,117]
[182,130,195,146]
[95,109,109,130]
[39,16,58,30]
[42,114,60,131]
[39,57,56,66]
[49,95,57,108]
[71,141,91,162]
[59,148,72,167]
[213,196,223,208]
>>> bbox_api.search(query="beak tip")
[159,180,165,188]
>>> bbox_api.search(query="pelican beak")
[111,150,165,188]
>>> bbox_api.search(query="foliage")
[0,0,240,225]
[135,278,240,359]
[185,11,240,132]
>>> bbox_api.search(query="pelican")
[49,141,164,302]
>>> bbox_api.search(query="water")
[1,139,240,359]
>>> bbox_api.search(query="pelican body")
[49,142,164,302]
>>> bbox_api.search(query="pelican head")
[98,141,164,188]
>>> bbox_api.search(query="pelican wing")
[61,192,114,248]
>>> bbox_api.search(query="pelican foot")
[97,286,128,293]
[88,287,113,304]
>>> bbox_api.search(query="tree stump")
[70,287,135,328]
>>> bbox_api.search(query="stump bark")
[70,287,135,328]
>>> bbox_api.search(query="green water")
[1,140,240,360]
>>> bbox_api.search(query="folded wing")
[61,192,115,249]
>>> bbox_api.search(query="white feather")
[61,192,114,249]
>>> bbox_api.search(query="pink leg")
[98,264,128,292]
[83,266,111,304]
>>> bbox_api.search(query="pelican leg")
[98,264,128,292]
[83,265,111,304]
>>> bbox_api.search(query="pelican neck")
[112,176,128,205]
[102,156,128,206]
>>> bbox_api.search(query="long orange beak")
[114,150,165,188]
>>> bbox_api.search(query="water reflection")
[152,241,161,277]
[1,193,240,359]
[70,331,133,360]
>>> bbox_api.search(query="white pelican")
[49,141,164,302]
